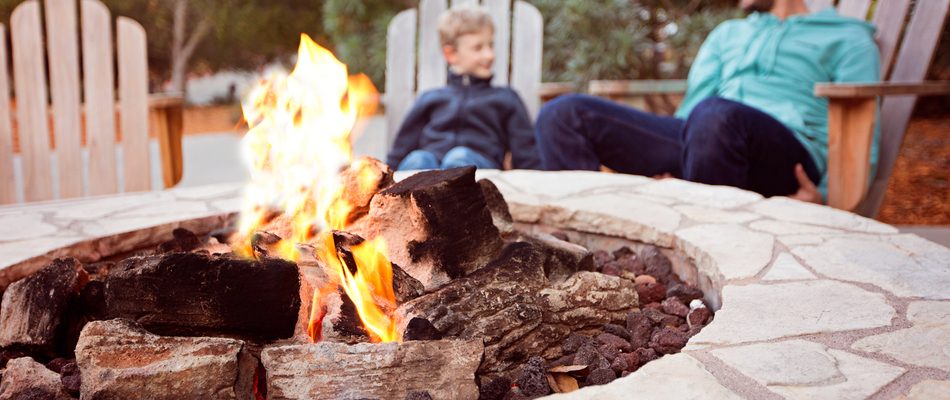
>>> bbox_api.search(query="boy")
[385,7,542,171]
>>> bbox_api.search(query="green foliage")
[531,0,652,90]
[0,0,324,87]
[323,0,416,89]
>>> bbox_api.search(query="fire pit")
[2,170,949,399]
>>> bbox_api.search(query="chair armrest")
[589,80,689,96]
[815,82,950,98]
[148,92,185,188]
[537,82,574,102]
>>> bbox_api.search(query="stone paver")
[545,353,742,400]
[792,237,950,299]
[632,178,764,209]
[895,380,950,400]
[852,301,950,372]
[1,172,947,400]
[690,280,895,345]
[712,340,906,400]
[762,253,816,281]
[675,224,774,280]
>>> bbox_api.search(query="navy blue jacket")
[386,73,542,170]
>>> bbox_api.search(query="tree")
[0,0,325,95]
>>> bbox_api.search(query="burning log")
[0,257,88,357]
[83,252,301,342]
[0,357,72,399]
[353,166,504,291]
[311,231,424,344]
[511,232,596,284]
[329,156,395,228]
[396,242,639,381]
[75,319,256,400]
[261,339,483,400]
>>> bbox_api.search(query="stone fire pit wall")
[2,171,950,399]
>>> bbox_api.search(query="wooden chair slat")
[451,0,479,8]
[858,0,950,216]
[417,0,448,93]
[871,0,911,80]
[45,0,83,199]
[385,9,418,149]
[510,0,542,119]
[485,0,511,86]
[11,0,53,202]
[0,26,15,204]
[81,0,118,196]
[837,0,872,19]
[117,17,150,192]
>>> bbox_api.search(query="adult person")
[534,0,880,203]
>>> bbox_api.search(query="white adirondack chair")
[384,0,543,150]
[589,0,950,218]
[0,0,184,205]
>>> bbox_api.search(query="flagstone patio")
[1,170,948,399]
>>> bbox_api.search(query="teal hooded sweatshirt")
[674,7,880,200]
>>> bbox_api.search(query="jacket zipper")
[453,75,471,149]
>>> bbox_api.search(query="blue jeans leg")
[682,97,821,197]
[440,146,501,169]
[534,94,684,177]
[397,150,440,171]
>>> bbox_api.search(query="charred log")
[0,257,88,357]
[353,166,503,291]
[86,252,300,342]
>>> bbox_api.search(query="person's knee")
[685,97,747,146]
[536,94,587,130]
[441,147,491,169]
[397,150,439,170]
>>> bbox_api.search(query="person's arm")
[385,94,434,169]
[505,89,543,170]
[812,36,882,201]
[674,26,725,119]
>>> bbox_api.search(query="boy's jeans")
[397,146,500,171]
[535,94,821,198]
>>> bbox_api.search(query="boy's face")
[443,27,495,79]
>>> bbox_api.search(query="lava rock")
[626,311,653,349]
[60,363,80,396]
[598,344,620,363]
[620,371,632,378]
[604,324,632,341]
[585,368,616,386]
[610,356,628,374]
[515,357,550,398]
[621,353,640,371]
[612,247,635,260]
[634,275,656,285]
[649,327,690,354]
[601,262,623,277]
[592,250,613,271]
[402,318,443,341]
[667,282,704,305]
[688,307,713,327]
[688,324,705,338]
[635,282,666,304]
[639,246,672,284]
[45,358,69,374]
[597,333,632,353]
[634,348,658,366]
[478,376,511,400]
[661,297,690,318]
[574,345,610,371]
[404,390,433,400]
[0,357,70,399]
[548,354,575,369]
[614,255,645,275]
[561,333,597,354]
[641,308,666,326]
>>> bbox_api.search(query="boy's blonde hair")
[438,6,494,47]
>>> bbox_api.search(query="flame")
[236,34,398,343]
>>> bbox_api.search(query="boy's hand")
[788,163,823,204]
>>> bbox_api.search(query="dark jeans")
[396,146,500,171]
[534,94,821,197]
